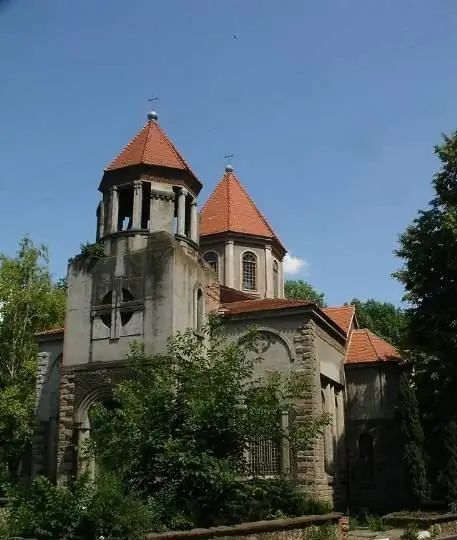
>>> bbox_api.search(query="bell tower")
[97,110,202,254]
[62,111,217,369]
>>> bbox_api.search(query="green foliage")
[89,321,330,529]
[2,472,158,540]
[440,420,457,508]
[400,525,420,540]
[69,241,105,268]
[303,524,337,540]
[394,130,457,496]
[398,372,428,506]
[394,131,457,377]
[0,237,66,481]
[348,298,407,348]
[285,280,326,307]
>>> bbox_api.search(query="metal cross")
[148,96,159,103]
[224,153,234,166]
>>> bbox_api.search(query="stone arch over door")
[75,386,115,476]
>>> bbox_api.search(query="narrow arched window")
[273,260,279,297]
[203,251,218,277]
[242,252,257,291]
[196,288,204,332]
[359,432,374,483]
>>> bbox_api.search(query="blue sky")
[1,0,457,307]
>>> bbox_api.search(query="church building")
[33,111,407,510]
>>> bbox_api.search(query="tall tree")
[0,237,66,480]
[395,130,457,498]
[284,280,326,307]
[394,131,457,393]
[398,371,428,507]
[348,298,407,347]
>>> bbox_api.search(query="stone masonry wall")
[293,318,333,503]
[32,352,51,477]
[145,514,347,540]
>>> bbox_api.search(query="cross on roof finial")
[224,153,234,172]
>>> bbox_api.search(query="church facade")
[33,112,406,511]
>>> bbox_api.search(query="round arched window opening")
[242,251,257,291]
[99,289,135,328]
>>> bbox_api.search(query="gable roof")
[200,167,285,251]
[345,329,401,365]
[105,114,198,181]
[322,305,356,336]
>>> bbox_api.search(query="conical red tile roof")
[106,114,196,178]
[200,168,284,250]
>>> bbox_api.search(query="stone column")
[132,180,143,229]
[110,187,119,234]
[265,245,273,298]
[56,371,76,485]
[177,187,187,236]
[149,184,175,234]
[225,240,234,288]
[293,319,332,501]
[279,260,285,298]
[96,201,104,241]
[190,199,198,243]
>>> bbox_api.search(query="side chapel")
[33,111,407,510]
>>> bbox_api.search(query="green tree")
[440,420,457,507]
[348,298,407,347]
[394,131,457,497]
[0,237,66,480]
[89,321,330,529]
[285,280,326,307]
[398,371,428,507]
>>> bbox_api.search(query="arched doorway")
[75,388,119,476]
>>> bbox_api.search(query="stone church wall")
[222,311,347,509]
[33,334,63,479]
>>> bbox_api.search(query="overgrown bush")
[87,321,330,530]
[1,472,159,540]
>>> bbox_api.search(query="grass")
[349,512,389,532]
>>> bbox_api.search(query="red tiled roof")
[36,327,64,337]
[220,285,257,304]
[106,115,197,178]
[323,305,356,336]
[345,329,401,365]
[200,168,285,250]
[223,298,311,315]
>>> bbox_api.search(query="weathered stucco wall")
[32,336,63,479]
[346,365,400,421]
[222,311,347,508]
[345,365,405,511]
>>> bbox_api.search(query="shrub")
[2,472,159,540]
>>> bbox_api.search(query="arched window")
[196,288,204,332]
[273,260,279,297]
[203,251,218,276]
[242,251,257,291]
[358,432,374,483]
